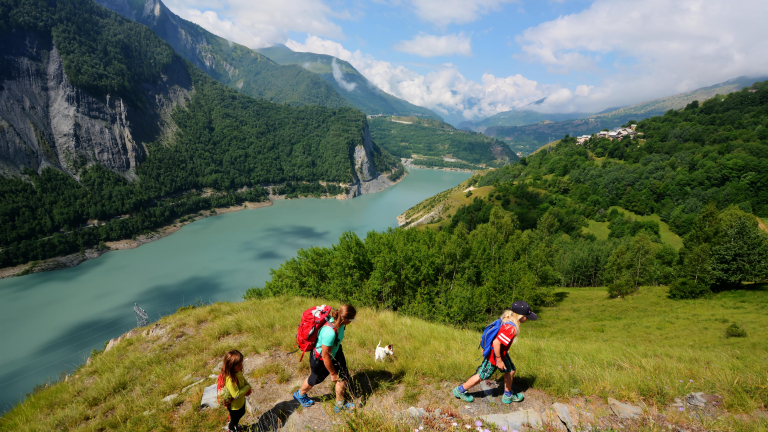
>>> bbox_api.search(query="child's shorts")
[476,354,516,380]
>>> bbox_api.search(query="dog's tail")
[377,340,381,349]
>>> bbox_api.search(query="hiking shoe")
[502,392,524,404]
[452,387,474,403]
[334,400,355,413]
[293,390,314,407]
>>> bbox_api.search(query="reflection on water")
[0,168,470,412]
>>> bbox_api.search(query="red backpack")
[296,305,333,361]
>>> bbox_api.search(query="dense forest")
[247,82,768,327]
[0,0,401,268]
[370,117,517,168]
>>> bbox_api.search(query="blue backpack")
[479,319,517,359]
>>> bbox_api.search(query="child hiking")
[219,350,252,431]
[452,301,538,404]
[293,304,357,413]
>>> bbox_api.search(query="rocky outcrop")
[0,30,192,178]
[347,124,396,197]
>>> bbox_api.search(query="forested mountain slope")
[253,82,768,317]
[94,0,350,108]
[0,0,400,268]
[483,75,768,156]
[257,45,441,119]
[370,116,517,169]
[458,109,591,132]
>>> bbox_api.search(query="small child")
[221,350,252,431]
[452,301,537,404]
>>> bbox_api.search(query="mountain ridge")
[257,45,441,119]
[93,0,352,108]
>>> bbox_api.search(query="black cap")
[509,301,538,321]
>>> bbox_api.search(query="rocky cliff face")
[347,124,395,197]
[0,31,192,178]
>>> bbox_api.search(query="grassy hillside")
[257,45,441,119]
[484,75,768,156]
[579,207,683,250]
[94,0,351,108]
[370,116,517,169]
[2,292,766,431]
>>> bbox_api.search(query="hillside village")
[576,124,639,144]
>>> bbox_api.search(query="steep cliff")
[0,30,192,178]
[347,124,398,197]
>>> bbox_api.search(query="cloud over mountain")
[394,33,472,57]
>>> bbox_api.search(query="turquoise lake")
[0,168,470,412]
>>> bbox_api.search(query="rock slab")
[480,409,542,430]
[608,397,643,419]
[686,392,706,407]
[200,384,219,409]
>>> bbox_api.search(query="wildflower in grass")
[501,427,508,432]
[689,380,693,382]
[453,423,458,427]
[465,425,471,429]
[420,428,424,431]
[679,407,684,411]
[476,421,482,427]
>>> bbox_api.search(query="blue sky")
[166,0,768,123]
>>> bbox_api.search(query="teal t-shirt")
[314,317,345,357]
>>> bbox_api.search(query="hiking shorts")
[476,354,515,380]
[308,345,350,386]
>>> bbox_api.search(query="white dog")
[374,340,394,362]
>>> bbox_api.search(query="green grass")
[582,220,610,240]
[2,288,767,431]
[609,206,684,249]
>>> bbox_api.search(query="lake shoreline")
[0,171,410,280]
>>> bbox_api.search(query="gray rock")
[182,378,205,393]
[608,397,643,419]
[162,394,178,403]
[685,392,706,407]
[480,409,542,430]
[478,380,495,401]
[200,384,219,409]
[209,374,219,379]
[406,407,428,418]
[551,403,577,430]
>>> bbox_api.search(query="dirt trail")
[198,350,726,432]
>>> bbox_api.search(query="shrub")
[725,323,747,338]
[607,276,638,298]
[668,278,712,299]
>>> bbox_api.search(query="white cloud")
[288,35,554,121]
[164,0,346,49]
[331,59,357,91]
[394,33,472,57]
[408,0,518,26]
[516,0,768,112]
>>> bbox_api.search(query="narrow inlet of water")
[0,168,470,412]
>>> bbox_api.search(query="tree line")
[246,83,768,323]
